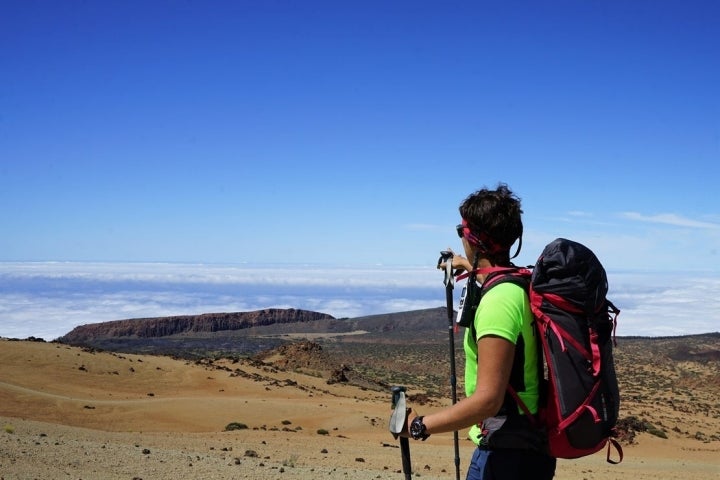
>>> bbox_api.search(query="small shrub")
[617,415,668,441]
[648,427,668,439]
[3,425,14,434]
[281,420,292,425]
[282,454,299,467]
[317,428,330,435]
[225,422,249,431]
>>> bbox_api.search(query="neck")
[475,257,495,282]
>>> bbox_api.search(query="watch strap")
[410,415,430,441]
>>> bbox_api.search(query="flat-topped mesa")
[58,308,335,342]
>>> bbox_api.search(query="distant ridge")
[52,307,720,364]
[58,308,335,343]
[55,307,451,357]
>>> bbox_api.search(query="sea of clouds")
[0,262,718,341]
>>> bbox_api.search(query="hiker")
[400,183,556,480]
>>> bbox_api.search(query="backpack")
[457,238,623,463]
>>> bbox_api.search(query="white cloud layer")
[0,263,717,341]
[620,212,720,229]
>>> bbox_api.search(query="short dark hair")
[459,183,523,264]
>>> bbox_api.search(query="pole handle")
[438,250,455,288]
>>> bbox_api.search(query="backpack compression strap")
[530,290,602,375]
[509,383,625,464]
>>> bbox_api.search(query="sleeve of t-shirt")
[473,282,525,344]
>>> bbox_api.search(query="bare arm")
[407,335,515,435]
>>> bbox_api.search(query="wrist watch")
[410,416,430,441]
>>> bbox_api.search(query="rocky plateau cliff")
[59,308,336,343]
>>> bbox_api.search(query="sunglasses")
[456,224,465,238]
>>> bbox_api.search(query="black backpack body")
[462,238,623,462]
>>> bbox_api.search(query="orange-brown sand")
[1,339,717,479]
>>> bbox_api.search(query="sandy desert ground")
[1,339,718,480]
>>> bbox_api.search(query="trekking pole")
[438,250,461,480]
[389,386,412,480]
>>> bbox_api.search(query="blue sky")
[1,0,719,271]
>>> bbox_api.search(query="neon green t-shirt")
[463,281,540,445]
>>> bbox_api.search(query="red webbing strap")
[542,291,604,375]
[530,292,566,353]
[542,292,583,313]
[455,266,518,282]
[606,438,624,464]
[531,290,593,363]
[557,379,602,431]
[558,326,592,362]
[531,305,576,360]
[589,330,601,376]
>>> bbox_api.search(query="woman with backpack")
[398,183,556,480]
